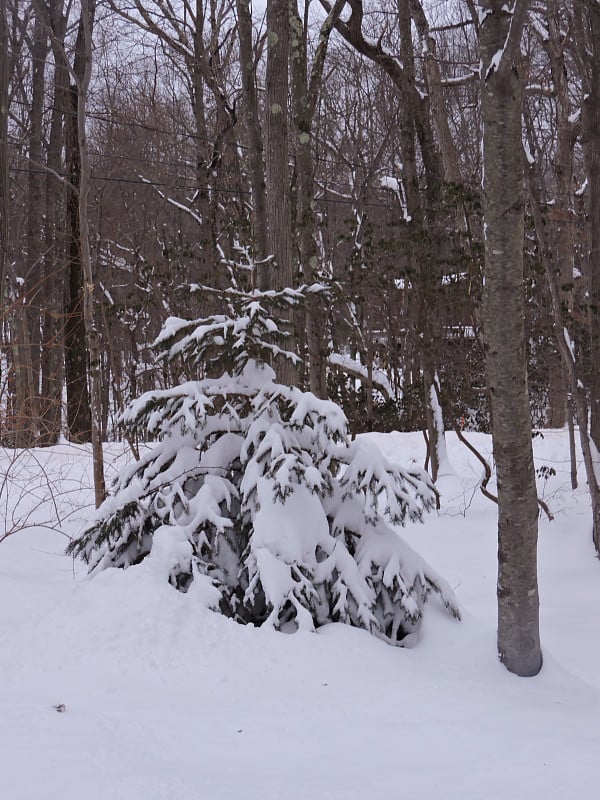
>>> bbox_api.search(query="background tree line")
[0,0,598,494]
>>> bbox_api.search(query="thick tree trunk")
[480,0,542,677]
[289,0,343,398]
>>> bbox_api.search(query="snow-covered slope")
[1,432,599,800]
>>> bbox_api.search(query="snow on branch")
[68,289,459,645]
[328,353,395,402]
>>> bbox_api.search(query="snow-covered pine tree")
[67,285,459,643]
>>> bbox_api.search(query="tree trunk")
[64,76,92,442]
[480,0,542,677]
[289,0,343,398]
[266,0,293,290]
[583,1,600,453]
[76,0,105,506]
[0,0,7,314]
[409,0,461,183]
[189,0,219,290]
[39,37,68,446]
[266,0,295,383]
[236,0,269,288]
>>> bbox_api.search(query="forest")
[1,3,600,794]
[2,1,600,670]
[2,0,597,452]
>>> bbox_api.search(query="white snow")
[328,352,395,401]
[428,378,452,477]
[523,137,535,165]
[1,430,600,799]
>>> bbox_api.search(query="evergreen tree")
[68,286,459,643]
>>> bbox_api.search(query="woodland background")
[0,0,598,480]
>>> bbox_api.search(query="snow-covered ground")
[1,431,599,800]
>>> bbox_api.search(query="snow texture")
[1,429,599,799]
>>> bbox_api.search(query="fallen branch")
[452,422,554,521]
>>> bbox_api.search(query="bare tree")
[582,1,600,460]
[289,0,345,398]
[235,0,268,287]
[72,0,105,504]
[265,0,295,383]
[265,0,293,292]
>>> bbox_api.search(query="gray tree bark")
[583,1,600,466]
[22,12,49,444]
[76,0,106,506]
[480,0,542,676]
[39,12,68,446]
[266,0,295,383]
[266,0,293,291]
[0,0,8,314]
[290,0,344,398]
[235,0,269,289]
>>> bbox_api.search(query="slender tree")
[0,0,8,313]
[265,0,295,383]
[236,0,269,287]
[583,1,600,456]
[76,0,105,505]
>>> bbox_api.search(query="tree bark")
[583,0,600,452]
[289,0,344,398]
[409,0,462,183]
[23,12,49,443]
[0,0,8,313]
[235,0,269,288]
[266,0,295,383]
[76,0,105,506]
[39,22,68,446]
[266,0,293,292]
[480,0,542,676]
[64,73,92,441]
[0,0,8,435]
